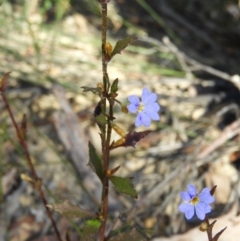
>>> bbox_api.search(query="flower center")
[137,102,145,112]
[190,196,199,205]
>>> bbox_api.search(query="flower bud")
[121,105,128,114]
[199,221,208,232]
[106,169,112,177]
[112,123,126,137]
[105,42,112,55]
[21,173,34,183]
[97,83,104,91]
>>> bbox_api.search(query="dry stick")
[162,37,237,85]
[99,1,110,241]
[197,119,240,159]
[1,93,62,241]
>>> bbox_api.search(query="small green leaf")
[46,200,95,219]
[85,219,101,228]
[95,114,108,125]
[88,142,103,180]
[111,78,118,93]
[81,86,102,96]
[111,37,137,59]
[81,219,101,241]
[109,176,137,198]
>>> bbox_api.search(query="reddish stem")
[99,2,110,240]
[1,92,62,241]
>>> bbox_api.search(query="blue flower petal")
[135,112,151,127]
[197,202,211,214]
[135,114,142,127]
[141,112,151,127]
[178,203,194,220]
[180,191,191,201]
[141,88,150,102]
[142,90,157,105]
[178,203,191,212]
[149,102,160,112]
[128,95,140,105]
[204,203,212,213]
[199,188,215,204]
[187,184,197,197]
[144,106,160,121]
[127,103,138,113]
[195,202,210,220]
[127,88,160,127]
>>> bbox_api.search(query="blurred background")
[1,0,240,240]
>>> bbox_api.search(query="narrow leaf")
[111,78,118,93]
[110,130,151,150]
[20,114,27,141]
[81,86,102,96]
[110,176,137,198]
[81,219,101,241]
[109,165,121,176]
[111,37,137,59]
[93,101,102,117]
[125,130,151,147]
[210,185,217,196]
[88,142,103,180]
[112,123,126,137]
[0,72,10,92]
[212,227,227,241]
[46,200,95,219]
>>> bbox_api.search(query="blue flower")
[127,88,160,127]
[178,184,215,220]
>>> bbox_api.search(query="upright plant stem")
[0,93,62,241]
[99,1,109,241]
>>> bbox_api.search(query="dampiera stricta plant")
[0,0,228,240]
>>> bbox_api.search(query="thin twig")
[0,89,62,241]
[197,119,240,159]
[162,37,238,85]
